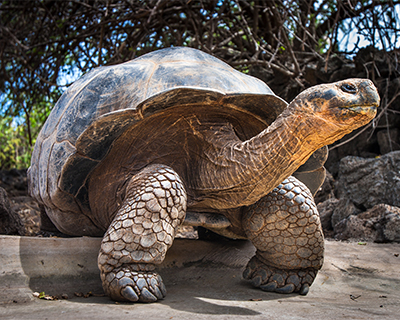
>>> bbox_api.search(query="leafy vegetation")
[0,0,399,169]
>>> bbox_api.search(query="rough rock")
[334,204,400,242]
[325,129,379,177]
[0,170,42,236]
[355,46,393,78]
[331,198,362,228]
[317,198,338,231]
[10,196,41,235]
[334,215,378,242]
[363,204,400,242]
[336,151,400,209]
[317,197,361,239]
[0,187,24,235]
[0,169,28,196]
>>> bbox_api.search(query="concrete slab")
[1,235,400,319]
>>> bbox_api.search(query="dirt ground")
[1,236,400,320]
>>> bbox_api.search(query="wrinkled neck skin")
[191,103,352,210]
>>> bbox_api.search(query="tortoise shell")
[29,47,324,223]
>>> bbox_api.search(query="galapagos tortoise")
[28,47,379,302]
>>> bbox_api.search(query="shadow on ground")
[17,236,286,316]
[1,236,400,319]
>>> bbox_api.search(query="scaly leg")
[98,164,187,302]
[242,176,324,295]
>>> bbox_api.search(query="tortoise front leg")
[242,176,324,295]
[98,164,187,302]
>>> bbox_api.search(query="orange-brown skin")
[95,78,379,301]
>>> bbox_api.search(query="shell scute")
[47,140,80,211]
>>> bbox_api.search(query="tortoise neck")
[243,110,322,184]
[231,104,350,206]
[193,108,325,210]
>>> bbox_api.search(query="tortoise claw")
[158,276,167,296]
[251,275,263,287]
[260,282,295,294]
[101,266,167,303]
[152,286,164,300]
[243,266,252,280]
[260,282,277,292]
[299,284,310,296]
[244,256,317,295]
[121,286,139,302]
[275,283,295,294]
[139,288,158,302]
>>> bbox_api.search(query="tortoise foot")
[243,256,316,295]
[102,265,167,302]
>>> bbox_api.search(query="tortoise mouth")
[341,104,378,114]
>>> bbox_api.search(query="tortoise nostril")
[341,83,357,94]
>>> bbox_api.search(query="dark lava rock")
[331,198,362,229]
[0,170,40,236]
[336,151,400,210]
[0,187,24,235]
[317,198,338,232]
[334,204,400,243]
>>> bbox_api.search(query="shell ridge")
[142,60,158,102]
[44,67,111,141]
[229,67,272,94]
[45,134,57,209]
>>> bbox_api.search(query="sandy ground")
[1,235,400,319]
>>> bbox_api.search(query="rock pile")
[0,186,25,235]
[0,169,40,236]
[316,151,400,242]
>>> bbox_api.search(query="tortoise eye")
[341,83,357,94]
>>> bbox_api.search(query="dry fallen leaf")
[74,291,105,298]
[32,291,58,300]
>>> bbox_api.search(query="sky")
[337,4,400,54]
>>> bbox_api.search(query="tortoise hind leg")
[98,164,187,302]
[242,176,324,295]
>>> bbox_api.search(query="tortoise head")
[288,78,380,132]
